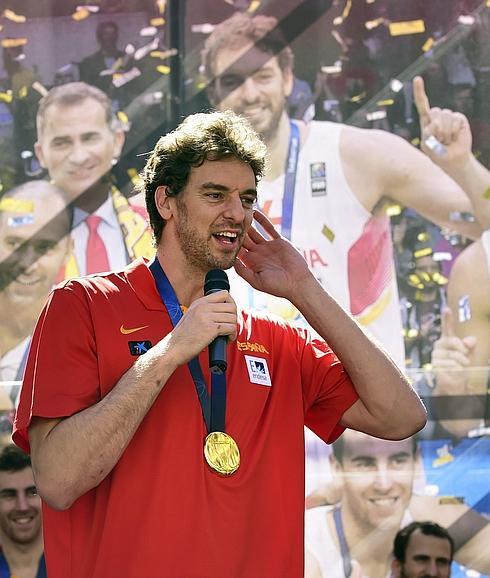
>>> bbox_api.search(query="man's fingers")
[440,306,455,338]
[253,209,281,239]
[413,75,431,127]
[246,225,264,244]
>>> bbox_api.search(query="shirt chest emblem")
[244,355,272,387]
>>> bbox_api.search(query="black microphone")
[204,269,230,374]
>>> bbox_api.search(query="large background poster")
[0,1,488,576]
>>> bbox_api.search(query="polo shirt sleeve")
[13,282,99,453]
[301,334,358,445]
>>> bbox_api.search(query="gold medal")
[204,431,240,475]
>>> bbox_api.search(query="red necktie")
[85,215,110,274]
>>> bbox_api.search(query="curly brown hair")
[139,109,266,244]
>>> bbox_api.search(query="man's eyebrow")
[389,452,411,460]
[350,455,375,462]
[201,182,257,196]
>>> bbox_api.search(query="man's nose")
[426,559,439,577]
[18,245,39,275]
[68,141,91,164]
[240,77,261,102]
[15,491,29,511]
[373,465,394,490]
[222,195,246,223]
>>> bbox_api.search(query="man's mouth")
[10,513,36,526]
[369,497,399,507]
[69,166,97,179]
[212,231,240,245]
[15,277,41,287]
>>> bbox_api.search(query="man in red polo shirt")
[14,110,426,577]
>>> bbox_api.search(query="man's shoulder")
[55,259,144,295]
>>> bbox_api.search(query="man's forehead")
[42,98,108,133]
[408,531,452,557]
[214,43,281,75]
[189,158,255,182]
[343,432,413,459]
[0,467,34,486]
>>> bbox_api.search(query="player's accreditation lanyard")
[149,257,240,475]
[281,121,300,240]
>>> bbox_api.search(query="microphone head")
[204,269,230,295]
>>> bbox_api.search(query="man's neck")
[264,112,293,181]
[155,248,206,308]
[0,534,43,578]
[329,506,398,577]
[0,297,41,357]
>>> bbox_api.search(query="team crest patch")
[244,355,272,387]
[310,162,327,196]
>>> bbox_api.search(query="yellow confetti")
[413,247,432,258]
[127,168,143,188]
[0,198,35,213]
[322,224,335,242]
[0,91,12,104]
[365,18,385,30]
[389,20,425,36]
[483,186,490,200]
[156,65,171,75]
[117,111,129,124]
[3,9,26,23]
[334,0,352,24]
[18,85,28,99]
[386,204,402,217]
[432,272,447,286]
[156,0,166,13]
[422,37,435,52]
[247,0,261,12]
[150,48,177,59]
[150,17,165,26]
[438,496,463,504]
[411,137,421,146]
[342,0,352,18]
[376,98,394,106]
[1,38,27,48]
[350,92,366,103]
[72,8,90,21]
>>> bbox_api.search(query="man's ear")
[155,185,174,220]
[112,129,125,160]
[34,141,46,169]
[207,83,218,108]
[283,66,294,98]
[391,558,401,577]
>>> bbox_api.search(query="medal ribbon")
[281,121,300,240]
[149,258,226,433]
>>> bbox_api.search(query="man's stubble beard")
[175,198,240,272]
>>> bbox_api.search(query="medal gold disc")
[204,431,240,475]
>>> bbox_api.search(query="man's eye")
[255,72,274,82]
[35,241,57,254]
[5,238,21,250]
[220,75,243,91]
[241,197,256,208]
